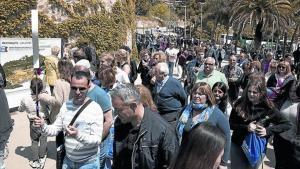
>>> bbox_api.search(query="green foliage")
[0,0,37,37]
[135,0,152,15]
[0,0,136,55]
[148,3,170,21]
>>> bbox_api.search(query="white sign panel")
[0,38,61,65]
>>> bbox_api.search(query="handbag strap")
[69,99,93,126]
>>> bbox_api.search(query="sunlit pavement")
[5,110,275,169]
[6,111,56,169]
[5,59,275,169]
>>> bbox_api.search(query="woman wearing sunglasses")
[266,61,295,103]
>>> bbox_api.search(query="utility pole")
[184,5,186,39]
[271,21,275,52]
[200,3,203,30]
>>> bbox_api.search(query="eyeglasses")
[204,63,214,66]
[71,86,88,92]
[193,92,206,97]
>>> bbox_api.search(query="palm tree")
[204,0,232,41]
[230,0,293,50]
[289,0,300,52]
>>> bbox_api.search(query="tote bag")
[241,132,267,166]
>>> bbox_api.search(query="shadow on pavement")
[14,140,56,161]
[15,146,32,161]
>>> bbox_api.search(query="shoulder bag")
[56,99,93,169]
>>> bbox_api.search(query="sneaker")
[29,160,40,168]
[3,146,8,160]
[39,156,47,169]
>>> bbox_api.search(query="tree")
[0,0,136,54]
[230,0,293,50]
[0,0,37,37]
[135,0,152,15]
[147,2,170,21]
[204,0,232,40]
[289,0,300,52]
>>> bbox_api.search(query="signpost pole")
[31,9,40,117]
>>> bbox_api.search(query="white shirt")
[165,48,179,63]
[115,67,130,84]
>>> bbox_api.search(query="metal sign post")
[32,10,39,69]
[31,9,40,117]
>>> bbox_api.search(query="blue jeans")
[99,129,113,169]
[168,62,175,77]
[62,155,100,169]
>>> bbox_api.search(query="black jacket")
[137,60,152,86]
[230,102,292,146]
[113,108,178,169]
[130,60,138,83]
[267,74,296,107]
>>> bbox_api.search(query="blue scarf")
[177,102,214,143]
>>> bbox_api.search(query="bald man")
[195,57,228,88]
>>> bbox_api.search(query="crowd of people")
[1,40,300,169]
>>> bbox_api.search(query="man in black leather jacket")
[110,84,178,169]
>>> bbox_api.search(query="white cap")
[75,59,90,69]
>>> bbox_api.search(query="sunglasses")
[71,86,88,92]
[278,66,286,69]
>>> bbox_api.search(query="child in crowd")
[18,78,49,168]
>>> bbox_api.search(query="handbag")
[241,132,267,167]
[56,99,93,169]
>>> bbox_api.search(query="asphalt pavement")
[5,60,276,169]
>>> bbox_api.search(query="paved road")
[6,111,56,169]
[5,109,275,169]
[5,60,276,169]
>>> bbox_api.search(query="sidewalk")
[6,111,56,169]
[6,110,275,169]
[5,67,276,169]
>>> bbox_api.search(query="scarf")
[177,102,214,143]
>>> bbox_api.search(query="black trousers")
[273,135,300,169]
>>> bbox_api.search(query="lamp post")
[271,21,275,52]
[200,2,205,31]
[174,1,187,39]
[184,5,186,39]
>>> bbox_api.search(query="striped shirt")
[43,99,103,162]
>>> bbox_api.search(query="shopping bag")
[241,132,267,166]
